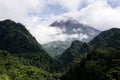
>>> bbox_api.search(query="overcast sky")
[0,0,120,44]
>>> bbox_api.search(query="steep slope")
[0,19,58,71]
[59,28,120,67]
[60,28,120,80]
[59,40,92,66]
[43,18,100,58]
[61,48,120,80]
[0,19,44,53]
[90,28,120,50]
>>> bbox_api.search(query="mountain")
[59,28,120,67]
[43,18,100,58]
[50,18,100,41]
[59,40,92,66]
[0,19,44,53]
[61,28,120,80]
[89,28,120,50]
[0,19,58,71]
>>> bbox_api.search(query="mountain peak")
[43,18,101,59]
[0,20,44,53]
[2,19,14,22]
[49,18,100,42]
[1,19,19,25]
[50,18,86,29]
[108,28,120,31]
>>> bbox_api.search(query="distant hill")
[43,40,71,58]
[43,18,100,59]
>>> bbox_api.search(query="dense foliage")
[0,50,60,80]
[60,28,120,80]
[90,28,120,50]
[0,19,44,53]
[59,40,92,67]
[61,48,120,80]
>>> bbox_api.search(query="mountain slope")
[0,19,44,53]
[61,28,120,80]
[90,28,120,50]
[61,48,120,80]
[0,19,59,71]
[59,28,120,67]
[43,18,100,58]
[59,40,92,66]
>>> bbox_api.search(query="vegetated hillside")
[0,19,44,53]
[0,19,59,72]
[43,18,100,59]
[60,28,120,80]
[61,48,120,80]
[58,40,93,66]
[0,50,58,80]
[59,40,93,66]
[1,19,120,80]
[89,28,120,50]
[59,28,120,68]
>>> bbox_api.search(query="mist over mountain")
[0,0,120,80]
[59,28,120,67]
[0,19,120,80]
[43,18,100,58]
[60,28,120,80]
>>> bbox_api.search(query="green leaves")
[0,50,59,80]
[62,48,120,80]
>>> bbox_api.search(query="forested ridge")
[0,20,120,80]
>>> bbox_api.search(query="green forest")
[0,20,120,80]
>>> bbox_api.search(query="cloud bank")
[0,0,120,44]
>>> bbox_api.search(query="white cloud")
[78,0,120,30]
[0,0,46,22]
[58,0,82,11]
[0,0,120,44]
[26,17,89,44]
[73,28,82,32]
[48,0,120,30]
